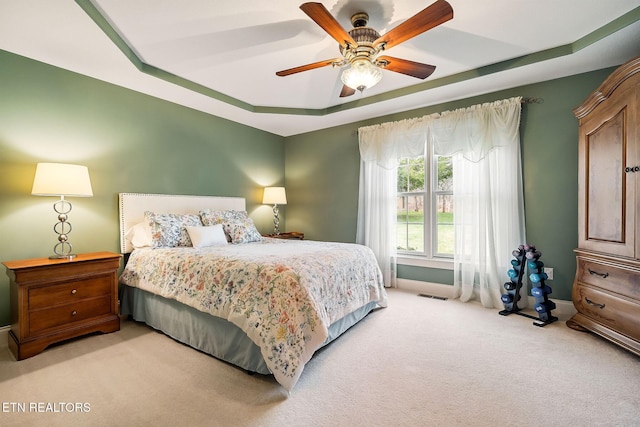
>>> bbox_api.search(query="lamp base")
[49,254,77,260]
[50,198,77,260]
[272,204,281,235]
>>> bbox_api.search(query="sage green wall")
[284,125,361,242]
[0,50,285,326]
[0,47,620,328]
[285,66,616,302]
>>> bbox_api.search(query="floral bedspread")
[119,238,387,391]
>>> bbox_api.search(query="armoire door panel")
[586,109,625,243]
[578,84,636,258]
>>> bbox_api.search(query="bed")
[118,193,387,391]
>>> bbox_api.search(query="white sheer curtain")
[430,98,526,308]
[357,97,526,306]
[356,117,430,287]
[356,159,397,287]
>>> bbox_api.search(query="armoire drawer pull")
[588,268,609,278]
[585,298,605,309]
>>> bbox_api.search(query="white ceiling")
[2,0,640,136]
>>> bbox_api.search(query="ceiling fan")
[276,0,454,97]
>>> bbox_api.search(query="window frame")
[397,145,453,265]
[432,154,454,258]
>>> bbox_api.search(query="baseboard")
[396,279,456,298]
[396,279,576,321]
[0,325,10,349]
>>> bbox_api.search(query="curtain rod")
[521,97,543,104]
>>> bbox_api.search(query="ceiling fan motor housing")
[340,17,382,65]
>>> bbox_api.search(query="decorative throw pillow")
[199,209,263,244]
[226,216,263,244]
[185,224,228,248]
[144,211,202,248]
[125,221,153,248]
[199,209,230,240]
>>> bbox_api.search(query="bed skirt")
[120,285,377,375]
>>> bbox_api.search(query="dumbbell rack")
[499,244,558,327]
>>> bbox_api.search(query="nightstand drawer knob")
[71,310,77,316]
[71,289,77,295]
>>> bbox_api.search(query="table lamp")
[262,186,287,235]
[31,162,93,259]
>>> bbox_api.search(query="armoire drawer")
[577,258,640,300]
[573,283,640,342]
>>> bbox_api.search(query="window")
[397,148,453,258]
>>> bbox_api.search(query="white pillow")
[125,221,153,248]
[186,224,228,248]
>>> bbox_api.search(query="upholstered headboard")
[118,193,246,253]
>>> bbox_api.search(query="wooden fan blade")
[377,56,436,79]
[373,0,453,50]
[339,85,356,97]
[300,2,357,48]
[276,58,342,76]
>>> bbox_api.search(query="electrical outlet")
[545,267,554,280]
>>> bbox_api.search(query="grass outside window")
[397,212,453,255]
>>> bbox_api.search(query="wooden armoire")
[567,56,640,356]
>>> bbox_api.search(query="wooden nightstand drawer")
[573,283,640,342]
[577,257,640,299]
[29,275,112,309]
[29,295,112,335]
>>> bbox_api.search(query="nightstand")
[3,251,122,360]
[264,232,304,240]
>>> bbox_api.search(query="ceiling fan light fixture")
[278,1,453,98]
[341,59,382,92]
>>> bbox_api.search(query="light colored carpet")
[1,288,639,427]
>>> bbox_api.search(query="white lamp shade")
[31,163,93,197]
[262,187,287,205]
